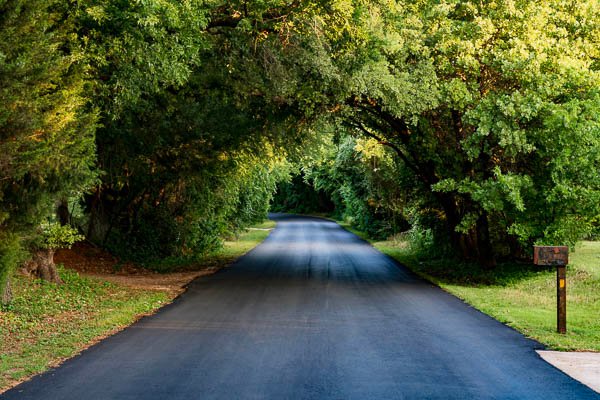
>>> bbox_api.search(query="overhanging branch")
[347,119,427,183]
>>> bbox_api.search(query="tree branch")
[347,119,427,182]
[206,1,302,30]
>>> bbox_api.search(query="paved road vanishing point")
[3,214,599,400]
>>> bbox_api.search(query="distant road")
[3,214,598,399]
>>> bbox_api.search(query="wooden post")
[557,265,567,334]
[533,245,568,334]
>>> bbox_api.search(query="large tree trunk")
[436,192,469,257]
[21,249,62,284]
[436,193,497,267]
[1,278,11,306]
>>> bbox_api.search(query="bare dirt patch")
[54,243,215,295]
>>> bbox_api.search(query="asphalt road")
[3,214,599,399]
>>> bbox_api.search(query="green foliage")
[2,0,600,277]
[98,152,288,267]
[304,135,410,239]
[77,0,210,116]
[0,0,97,296]
[261,0,600,263]
[74,1,312,266]
[36,223,83,251]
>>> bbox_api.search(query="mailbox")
[533,246,568,266]
[533,245,569,334]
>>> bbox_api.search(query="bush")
[37,223,83,250]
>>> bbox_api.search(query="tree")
[75,0,306,265]
[22,223,82,283]
[3,0,598,283]
[303,134,410,238]
[0,0,97,302]
[255,0,600,265]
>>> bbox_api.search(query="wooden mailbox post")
[533,246,568,334]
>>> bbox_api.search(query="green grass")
[146,220,277,272]
[0,219,276,392]
[371,235,600,351]
[0,267,169,391]
[204,219,275,263]
[335,218,600,351]
[247,220,277,230]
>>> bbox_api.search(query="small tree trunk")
[475,212,496,269]
[57,198,70,226]
[1,278,12,306]
[21,249,62,284]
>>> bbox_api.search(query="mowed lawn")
[375,238,600,351]
[0,220,275,392]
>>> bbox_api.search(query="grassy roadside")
[218,220,276,260]
[338,221,600,352]
[0,219,276,392]
[0,270,169,391]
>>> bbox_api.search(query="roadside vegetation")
[3,1,600,305]
[212,220,277,266]
[0,221,274,393]
[339,219,600,352]
[0,268,168,392]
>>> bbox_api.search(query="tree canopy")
[1,0,599,300]
[263,0,600,265]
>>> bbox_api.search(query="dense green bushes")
[102,156,286,267]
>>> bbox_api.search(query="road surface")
[3,214,598,399]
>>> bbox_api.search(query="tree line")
[2,0,599,302]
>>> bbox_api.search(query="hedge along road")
[3,215,598,400]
